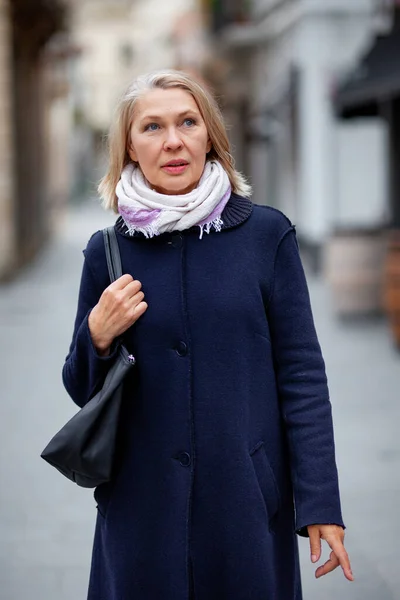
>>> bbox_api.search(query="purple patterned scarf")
[116,160,231,239]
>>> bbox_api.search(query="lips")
[162,160,189,175]
[163,159,189,167]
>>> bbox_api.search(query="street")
[0,200,399,600]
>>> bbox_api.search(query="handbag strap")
[103,226,122,283]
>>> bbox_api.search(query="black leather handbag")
[41,226,136,488]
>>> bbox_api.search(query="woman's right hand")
[88,274,148,354]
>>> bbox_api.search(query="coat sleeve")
[267,225,345,537]
[62,247,121,408]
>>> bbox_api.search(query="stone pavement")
[0,200,399,600]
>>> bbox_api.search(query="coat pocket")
[250,441,280,530]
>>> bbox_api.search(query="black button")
[171,233,183,248]
[178,452,191,467]
[175,341,188,357]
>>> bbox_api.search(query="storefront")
[335,4,400,347]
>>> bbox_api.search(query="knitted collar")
[114,192,253,238]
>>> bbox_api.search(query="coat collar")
[114,193,253,239]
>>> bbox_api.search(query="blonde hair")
[98,69,252,211]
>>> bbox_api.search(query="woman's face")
[128,88,212,195]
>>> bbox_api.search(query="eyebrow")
[139,109,199,123]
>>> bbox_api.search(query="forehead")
[133,88,201,121]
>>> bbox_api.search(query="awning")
[335,29,400,119]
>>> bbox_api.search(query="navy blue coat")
[63,194,345,600]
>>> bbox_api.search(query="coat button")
[178,452,191,467]
[171,233,183,248]
[175,341,188,356]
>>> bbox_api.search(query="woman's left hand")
[307,524,354,581]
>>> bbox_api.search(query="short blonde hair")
[98,69,251,211]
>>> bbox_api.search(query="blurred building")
[0,0,70,280]
[202,0,400,344]
[335,0,400,230]
[334,0,400,346]
[130,0,206,77]
[205,0,388,270]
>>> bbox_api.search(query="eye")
[144,123,159,132]
[183,118,196,127]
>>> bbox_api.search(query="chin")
[157,178,197,195]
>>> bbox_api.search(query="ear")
[206,137,212,154]
[128,143,138,163]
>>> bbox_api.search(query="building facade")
[206,0,388,269]
[0,0,69,280]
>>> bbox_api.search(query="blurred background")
[0,0,399,598]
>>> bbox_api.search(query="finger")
[124,280,143,298]
[315,550,339,579]
[328,537,354,581]
[133,301,148,319]
[308,527,322,563]
[130,291,145,306]
[110,274,134,290]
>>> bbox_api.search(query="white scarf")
[116,160,231,239]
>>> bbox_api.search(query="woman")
[63,70,353,600]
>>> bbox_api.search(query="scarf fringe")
[123,221,160,239]
[123,216,224,240]
[198,216,224,239]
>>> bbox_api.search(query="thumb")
[308,526,322,563]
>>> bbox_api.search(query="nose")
[164,127,183,150]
